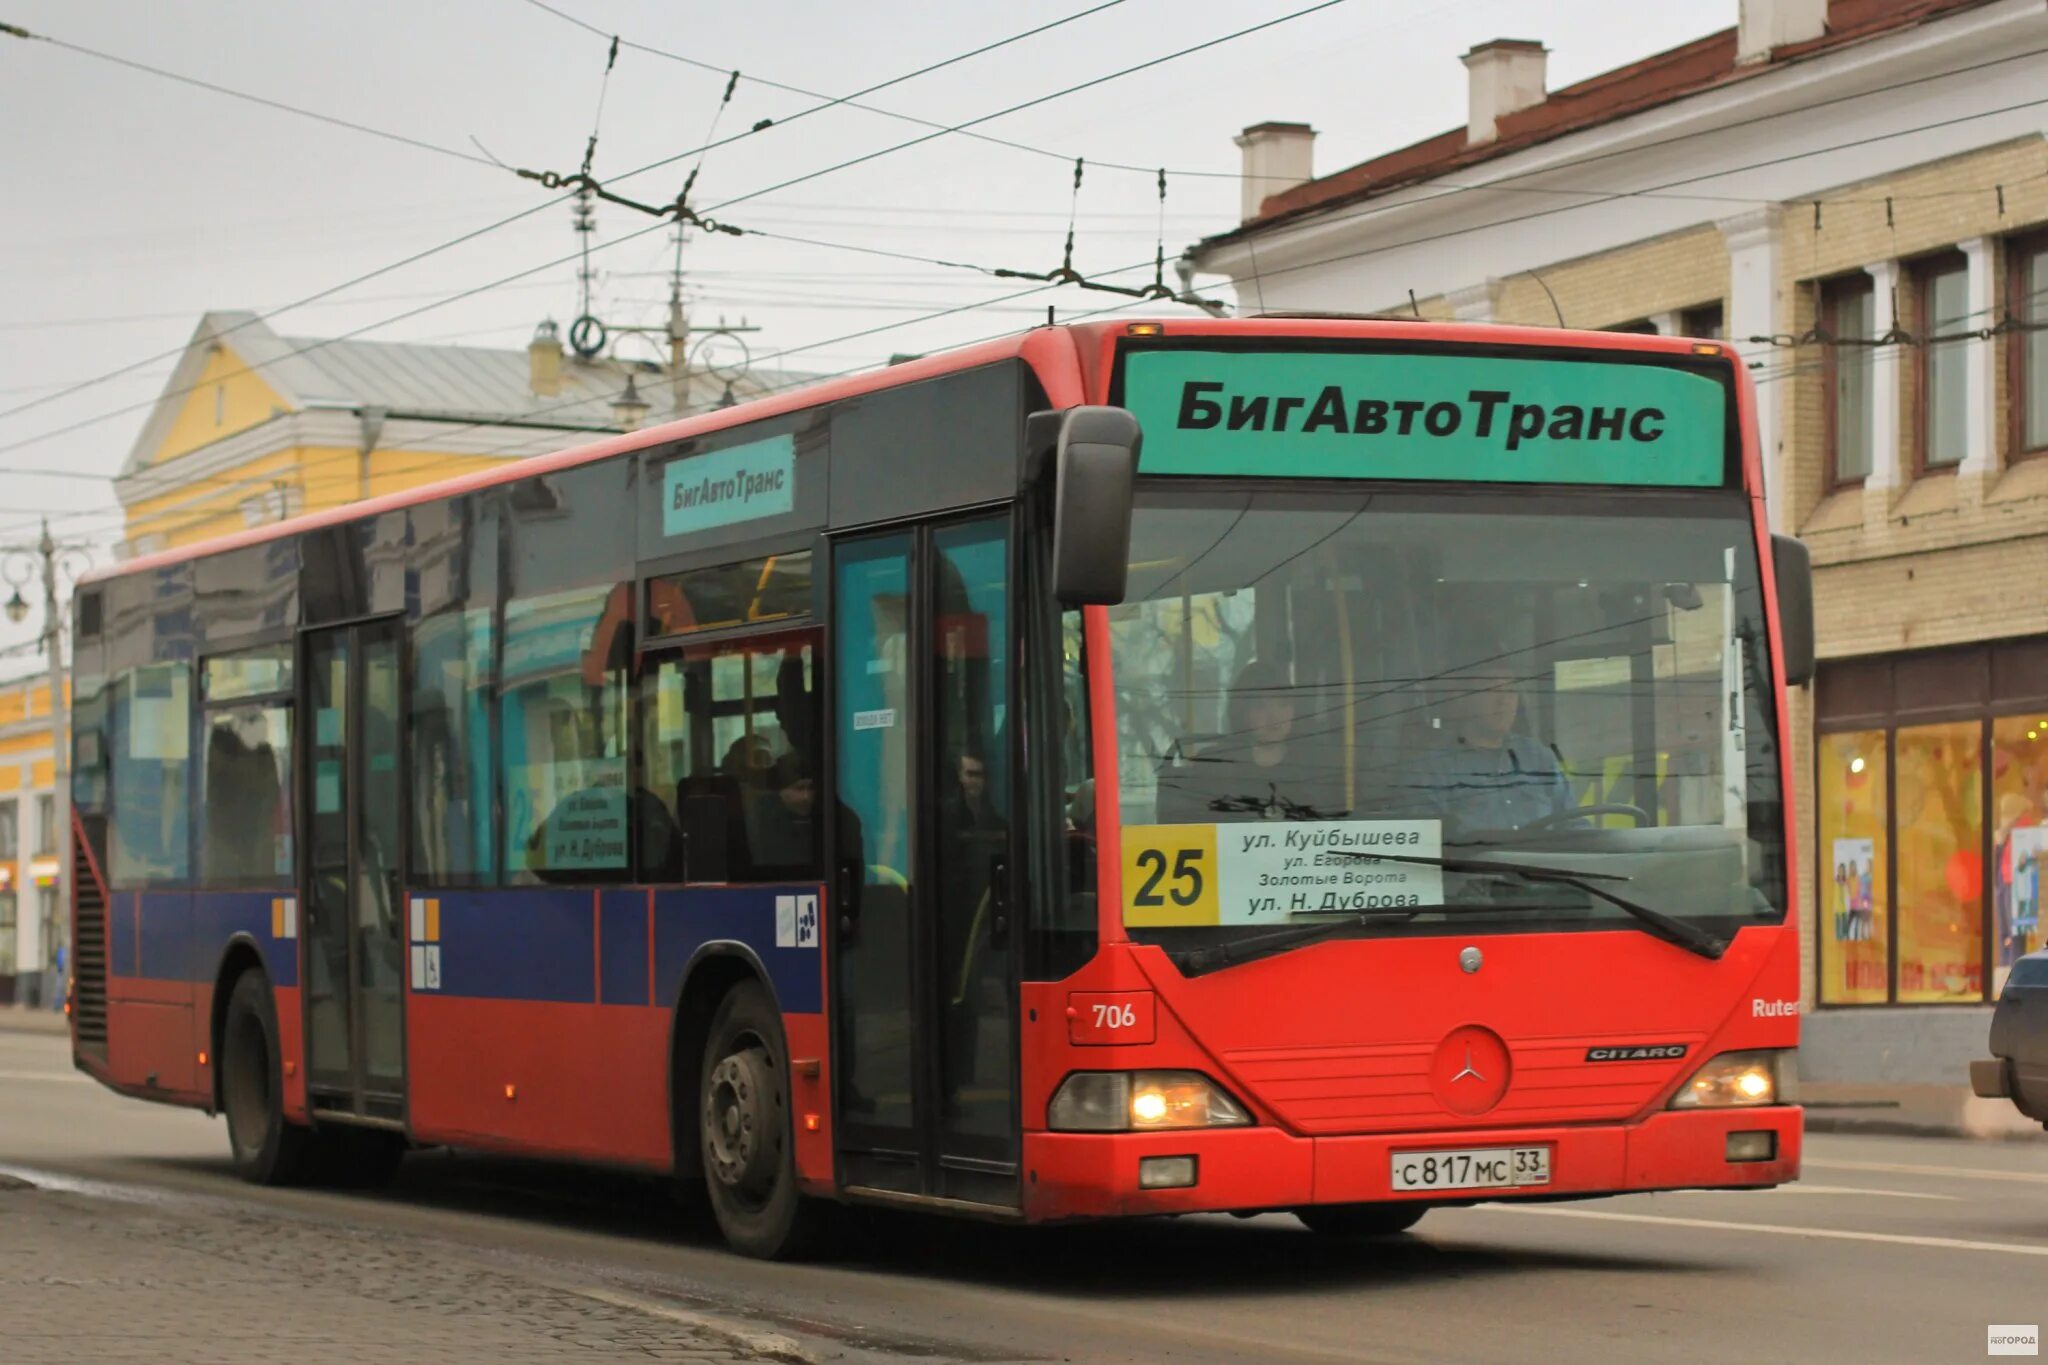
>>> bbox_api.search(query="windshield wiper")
[1334,850,1729,960]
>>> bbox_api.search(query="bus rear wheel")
[1295,1203,1428,1236]
[699,981,833,1260]
[221,971,322,1186]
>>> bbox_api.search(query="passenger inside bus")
[1156,659,1352,824]
[746,752,824,876]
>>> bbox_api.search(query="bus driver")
[1412,620,1572,835]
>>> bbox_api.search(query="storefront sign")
[662,434,796,538]
[1121,818,1443,926]
[1124,348,1728,486]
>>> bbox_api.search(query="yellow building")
[116,312,791,556]
[0,674,65,1006]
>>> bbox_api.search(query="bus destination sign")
[662,433,797,538]
[1123,348,1728,486]
[1122,818,1445,927]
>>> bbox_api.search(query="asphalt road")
[4,1025,2046,1364]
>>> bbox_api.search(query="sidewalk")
[0,1176,810,1364]
[0,1007,68,1036]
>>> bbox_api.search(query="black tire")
[220,970,323,1186]
[699,981,834,1259]
[1295,1203,1428,1237]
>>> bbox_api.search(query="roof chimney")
[1461,39,1547,146]
[529,318,563,398]
[1737,0,1828,64]
[1235,122,1315,223]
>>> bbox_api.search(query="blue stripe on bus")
[190,890,299,989]
[599,891,649,1006]
[432,889,597,1003]
[110,892,137,978]
[138,892,194,981]
[110,882,822,1017]
[652,884,822,1015]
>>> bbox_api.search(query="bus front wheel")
[1295,1203,1428,1236]
[221,971,322,1186]
[699,980,834,1259]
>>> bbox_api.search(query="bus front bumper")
[1021,1106,1802,1221]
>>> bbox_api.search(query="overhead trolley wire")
[0,2,1143,427]
[0,3,1345,468]
[5,245,1197,549]
[0,20,500,169]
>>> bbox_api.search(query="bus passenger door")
[301,620,408,1124]
[831,515,1020,1207]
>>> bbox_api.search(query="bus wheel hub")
[705,1049,774,1193]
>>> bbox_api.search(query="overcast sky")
[0,0,1737,671]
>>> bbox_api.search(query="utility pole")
[3,521,90,1006]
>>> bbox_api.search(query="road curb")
[568,1285,819,1363]
[0,1009,69,1036]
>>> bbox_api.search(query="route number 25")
[1133,847,1206,907]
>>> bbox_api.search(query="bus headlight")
[1668,1050,1796,1109]
[1048,1071,1252,1131]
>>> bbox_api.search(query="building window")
[36,885,59,972]
[1817,730,1889,1004]
[34,794,54,857]
[1991,715,2048,982]
[1822,275,1875,486]
[0,801,15,860]
[1894,721,1983,1002]
[1680,301,1724,340]
[2010,232,2048,460]
[1814,640,2048,1003]
[1914,252,1970,472]
[0,892,13,978]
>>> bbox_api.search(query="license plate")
[1390,1145,1551,1192]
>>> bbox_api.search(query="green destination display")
[662,433,796,537]
[1124,348,1728,486]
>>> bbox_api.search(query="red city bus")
[66,317,1812,1258]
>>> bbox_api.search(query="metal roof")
[118,311,812,478]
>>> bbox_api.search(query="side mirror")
[1050,406,1140,606]
[1771,533,1815,688]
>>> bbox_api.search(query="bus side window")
[501,583,635,886]
[637,632,823,884]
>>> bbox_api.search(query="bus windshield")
[1108,485,1786,957]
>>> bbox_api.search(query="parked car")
[1972,950,2048,1126]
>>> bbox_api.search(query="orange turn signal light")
[1127,322,1165,336]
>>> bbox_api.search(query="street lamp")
[610,373,649,432]
[1,522,91,1005]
